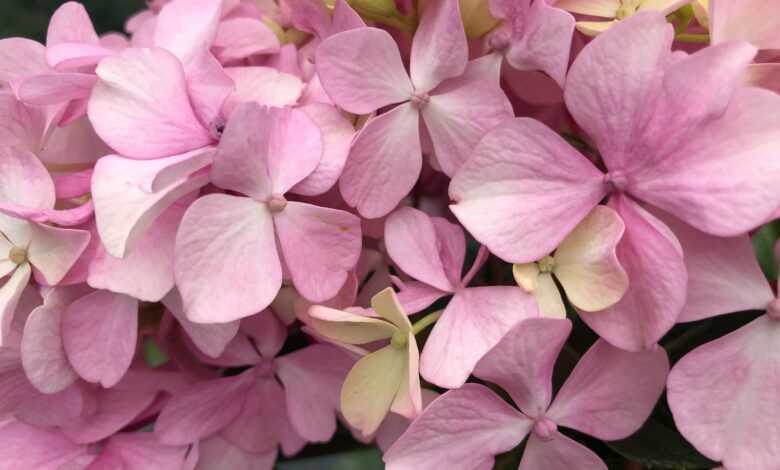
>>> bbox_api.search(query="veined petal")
[710,0,780,49]
[536,273,566,319]
[307,305,397,344]
[410,0,468,92]
[154,0,223,65]
[21,303,78,394]
[27,223,91,285]
[0,147,55,210]
[519,434,607,470]
[223,67,303,114]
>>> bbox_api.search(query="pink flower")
[384,206,539,388]
[316,0,512,217]
[384,318,669,470]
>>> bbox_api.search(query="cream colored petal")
[308,305,397,345]
[371,287,412,333]
[576,20,618,36]
[536,273,566,319]
[693,0,709,29]
[340,344,406,436]
[555,0,620,17]
[390,332,422,420]
[554,205,629,312]
[513,263,540,293]
[639,0,691,15]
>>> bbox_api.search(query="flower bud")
[348,0,398,18]
[459,0,500,38]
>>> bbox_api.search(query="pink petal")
[212,18,280,62]
[383,383,532,470]
[91,152,210,258]
[432,217,469,287]
[17,72,96,106]
[156,372,254,445]
[0,147,55,210]
[710,0,780,49]
[88,201,185,302]
[61,387,159,444]
[449,117,606,263]
[421,286,539,388]
[660,212,775,322]
[223,67,303,114]
[0,92,48,152]
[579,195,686,351]
[61,290,138,388]
[222,376,288,453]
[339,103,421,218]
[154,0,223,65]
[46,2,99,46]
[743,62,780,94]
[627,86,780,236]
[519,434,607,470]
[40,114,109,167]
[423,54,513,177]
[175,194,281,323]
[0,420,86,469]
[0,38,49,86]
[273,201,361,302]
[52,169,93,199]
[394,280,448,314]
[88,47,213,159]
[563,12,673,171]
[95,433,187,470]
[20,303,78,394]
[548,339,669,440]
[183,51,234,128]
[197,435,276,470]
[276,344,354,442]
[164,289,240,359]
[330,0,366,33]
[668,315,780,470]
[291,103,354,196]
[27,222,91,285]
[503,0,575,87]
[46,43,113,70]
[385,207,456,292]
[282,0,331,37]
[213,104,321,199]
[474,318,571,416]
[410,0,468,92]
[240,311,287,359]
[316,27,413,114]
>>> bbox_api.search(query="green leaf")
[277,448,384,470]
[607,419,717,469]
[142,337,169,368]
[753,221,780,281]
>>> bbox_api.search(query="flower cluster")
[0,0,779,469]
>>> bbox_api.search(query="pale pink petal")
[628,87,780,236]
[154,0,223,65]
[0,147,55,209]
[282,0,331,37]
[330,0,366,33]
[553,205,629,312]
[21,303,78,394]
[156,372,254,445]
[292,103,354,196]
[0,201,94,228]
[91,152,210,258]
[223,67,303,114]
[339,103,421,218]
[40,114,110,167]
[46,2,99,46]
[61,290,138,387]
[394,280,448,315]
[503,0,575,87]
[743,63,780,94]
[668,315,780,470]
[17,72,95,106]
[27,223,91,285]
[449,118,606,263]
[579,195,686,351]
[45,43,113,70]
[212,18,280,62]
[563,12,673,171]
[0,92,48,152]
[423,54,513,177]
[97,433,187,470]
[385,207,456,292]
[474,318,571,416]
[316,28,413,114]
[433,217,469,287]
[421,286,539,388]
[163,289,239,358]
[53,171,92,200]
[183,51,234,128]
[88,47,213,159]
[276,344,354,442]
[660,212,775,322]
[175,194,281,323]
[410,0,468,92]
[519,434,607,470]
[274,202,361,302]
[548,339,669,440]
[0,38,49,86]
[0,420,87,469]
[710,0,780,49]
[383,383,532,470]
[88,201,185,302]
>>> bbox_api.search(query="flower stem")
[412,310,443,336]
[675,33,709,43]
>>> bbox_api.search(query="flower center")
[390,330,408,349]
[538,256,556,274]
[486,28,511,53]
[532,417,558,441]
[8,246,27,265]
[604,171,628,193]
[410,90,430,109]
[255,358,277,378]
[267,194,288,213]
[616,0,642,19]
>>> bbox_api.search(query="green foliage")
[0,0,144,41]
[277,448,384,470]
